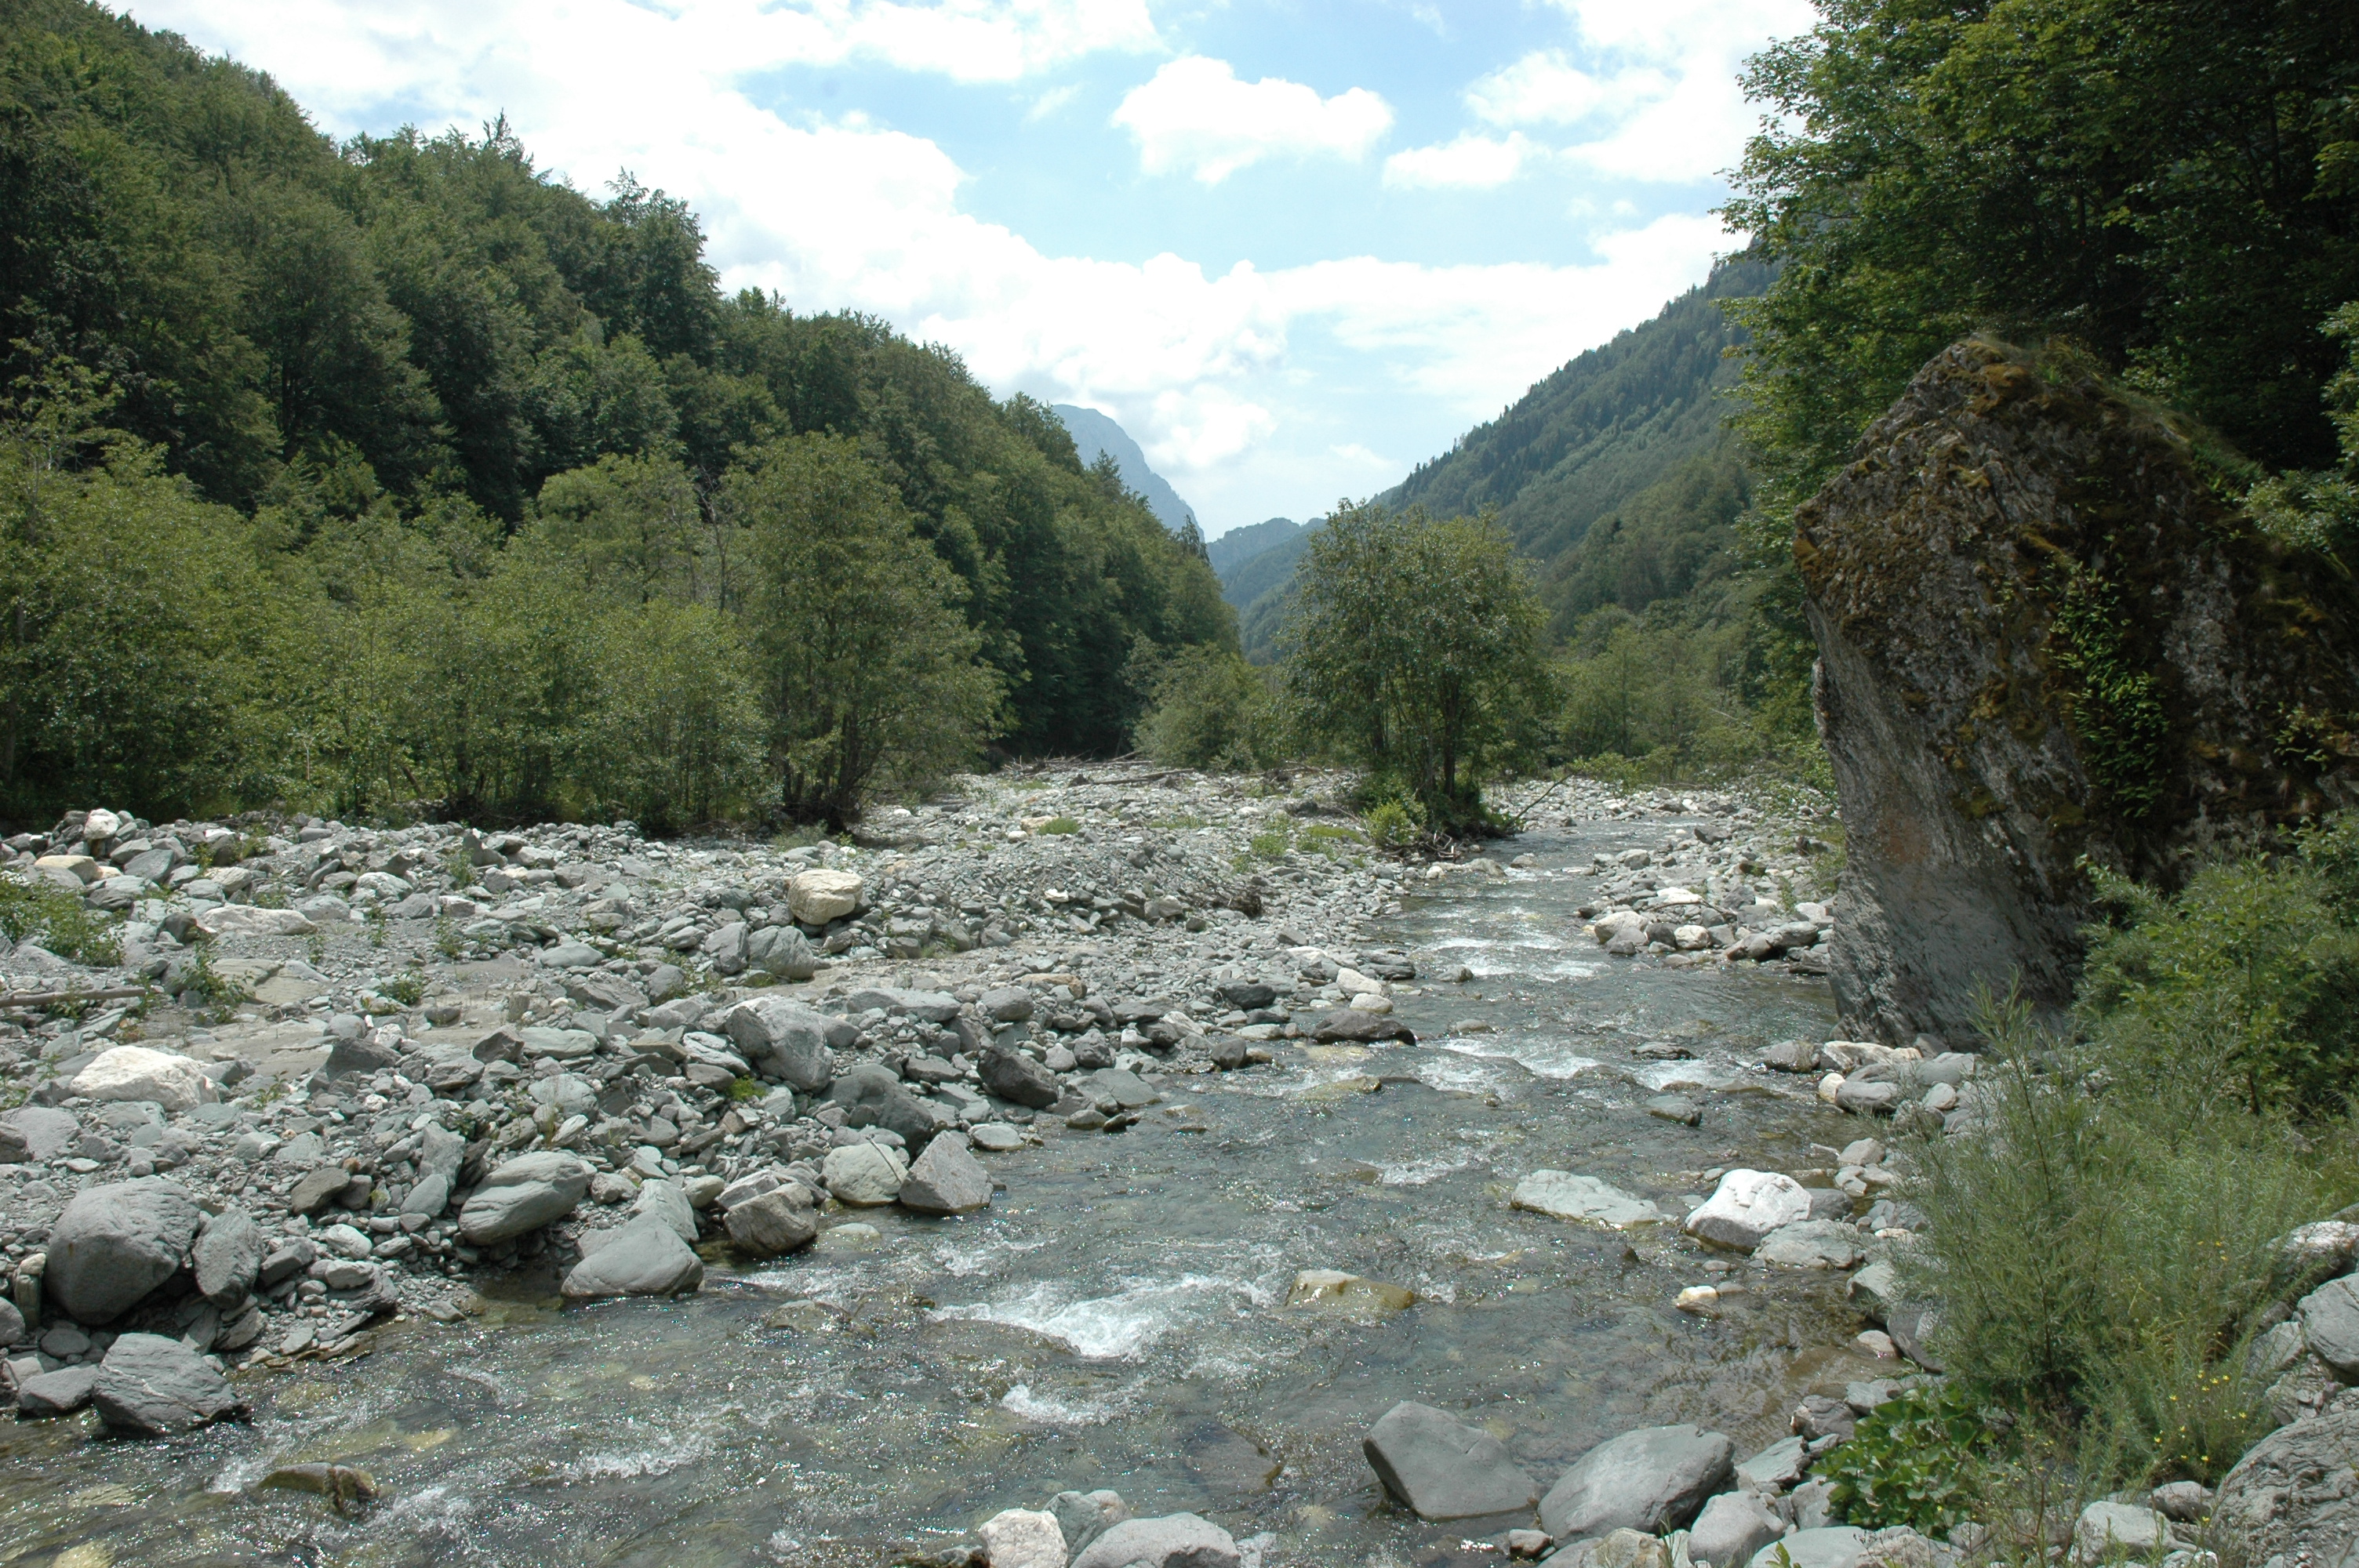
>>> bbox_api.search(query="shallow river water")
[0,815,1873,1568]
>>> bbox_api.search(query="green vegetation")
[1132,644,1280,773]
[0,0,1232,826]
[1822,1385,2000,1534]
[0,869,120,966]
[379,970,427,1007]
[1285,502,1550,833]
[1034,817,1080,836]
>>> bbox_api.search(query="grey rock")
[1362,1399,1540,1520]
[980,1047,1060,1108]
[1846,1261,1902,1324]
[45,1178,201,1323]
[1748,1527,1868,1568]
[0,1106,78,1163]
[2149,1480,2212,1524]
[192,1206,264,1307]
[1512,1171,1665,1228]
[2070,1501,2172,1565]
[827,1062,946,1149]
[746,924,821,980]
[1754,1220,1867,1271]
[722,997,848,1091]
[897,1134,992,1214]
[701,920,749,975]
[1051,1490,1132,1557]
[631,1179,699,1244]
[1539,1423,1735,1540]
[1692,1490,1788,1568]
[978,985,1036,1022]
[725,1189,817,1256]
[457,1151,591,1243]
[1088,1068,1161,1109]
[1645,1094,1701,1126]
[843,986,961,1022]
[2214,1404,2359,1568]
[1763,1039,1821,1073]
[1735,1436,1807,1494]
[1314,1008,1416,1043]
[323,1030,401,1078]
[2297,1276,2359,1377]
[1070,1512,1241,1568]
[563,1216,703,1298]
[14,1363,99,1417]
[93,1332,245,1435]
[821,1142,905,1206]
[538,941,603,969]
[0,1298,22,1347]
[401,1173,450,1220]
[1783,1479,1837,1531]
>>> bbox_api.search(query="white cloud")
[1383,131,1541,190]
[1112,56,1394,184]
[1470,0,1813,183]
[1025,83,1082,121]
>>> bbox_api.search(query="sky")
[130,0,1815,537]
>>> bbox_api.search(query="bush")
[1035,817,1079,836]
[1132,644,1278,771]
[1555,608,1776,783]
[571,597,767,833]
[1910,995,2354,1484]
[0,872,122,967]
[1822,1384,2000,1533]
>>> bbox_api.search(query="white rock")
[2071,1501,2172,1565]
[194,906,317,938]
[82,808,122,840]
[821,1142,907,1206]
[1513,1171,1666,1228]
[1685,1170,1812,1251]
[787,869,864,925]
[1335,967,1384,996]
[979,1507,1067,1568]
[71,1046,215,1110]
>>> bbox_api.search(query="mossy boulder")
[1797,339,2359,1041]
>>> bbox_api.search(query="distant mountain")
[1208,516,1305,578]
[1053,405,1198,534]
[1223,260,1771,657]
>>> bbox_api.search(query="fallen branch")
[0,985,151,1009]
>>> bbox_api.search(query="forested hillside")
[0,0,1230,826]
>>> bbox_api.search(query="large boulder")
[1796,339,2359,1040]
[724,1189,818,1256]
[192,1205,265,1307]
[1539,1423,1735,1541]
[93,1332,245,1435]
[458,1151,592,1244]
[0,1105,78,1163]
[978,1508,1067,1568]
[45,1178,202,1323]
[821,1142,907,1206]
[562,1216,704,1298]
[1747,1527,1870,1568]
[746,924,822,980]
[2297,1276,2359,1377]
[1362,1399,1539,1520]
[1314,1009,1416,1044]
[827,1062,947,1149]
[1685,1171,1812,1252]
[2214,1403,2359,1567]
[722,997,850,1091]
[898,1134,993,1214]
[787,868,863,924]
[69,1045,213,1111]
[1070,1512,1240,1568]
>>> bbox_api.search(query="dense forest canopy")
[0,0,1231,824]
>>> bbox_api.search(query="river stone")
[722,997,845,1092]
[1685,1170,1812,1251]
[1834,1077,1904,1115]
[69,1045,213,1110]
[632,1178,699,1244]
[725,1189,818,1255]
[563,1215,703,1298]
[1735,1436,1807,1494]
[194,905,315,938]
[979,985,1036,1022]
[1539,1423,1736,1540]
[1070,1512,1240,1568]
[2070,1501,2172,1564]
[787,868,863,924]
[0,1298,22,1346]
[46,1178,201,1323]
[1748,1527,1869,1568]
[458,1150,591,1243]
[1754,1219,1867,1270]
[1691,1490,1787,1568]
[1314,1008,1416,1044]
[14,1363,98,1417]
[898,1134,992,1214]
[1539,1530,1675,1568]
[980,1047,1060,1109]
[1511,1171,1665,1228]
[192,1206,264,1307]
[2297,1276,2359,1376]
[1362,1399,1539,1520]
[845,986,961,1022]
[0,1105,78,1163]
[1846,1260,1902,1323]
[1088,1068,1161,1109]
[93,1332,245,1435]
[2214,1403,2359,1567]
[746,924,822,980]
[402,1173,450,1220]
[978,1508,1066,1568]
[823,1142,907,1205]
[830,1062,947,1149]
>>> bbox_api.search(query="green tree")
[725,434,1001,826]
[570,597,765,833]
[1132,644,1278,772]
[1286,501,1549,830]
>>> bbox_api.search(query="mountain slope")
[1209,516,1303,579]
[1226,260,1769,656]
[1054,405,1198,533]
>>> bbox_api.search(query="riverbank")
[0,768,1975,1567]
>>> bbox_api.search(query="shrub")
[1365,798,1423,850]
[1822,1384,2000,1533]
[1132,644,1280,771]
[0,872,122,967]
[1035,817,1080,836]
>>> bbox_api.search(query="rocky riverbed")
[0,768,2339,1568]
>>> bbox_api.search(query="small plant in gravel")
[380,969,427,1007]
[0,871,122,967]
[1248,826,1290,860]
[1822,1384,2001,1533]
[176,942,250,1010]
[434,916,463,959]
[1036,817,1081,835]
